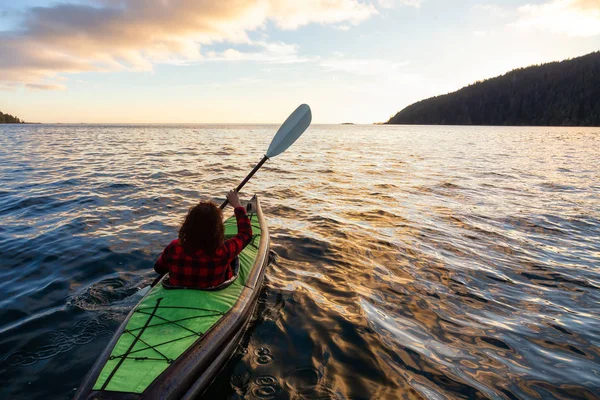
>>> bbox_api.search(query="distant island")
[386,51,600,126]
[0,111,24,124]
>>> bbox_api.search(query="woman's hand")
[226,190,242,208]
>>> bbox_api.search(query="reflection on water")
[0,124,599,399]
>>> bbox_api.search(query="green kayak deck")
[93,215,262,393]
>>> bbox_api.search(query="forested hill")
[386,52,600,126]
[0,111,23,123]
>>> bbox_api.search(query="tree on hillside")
[387,51,600,127]
[0,111,23,123]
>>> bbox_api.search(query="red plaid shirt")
[154,207,253,288]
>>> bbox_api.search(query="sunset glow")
[1,0,599,123]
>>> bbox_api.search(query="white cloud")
[204,42,412,81]
[268,0,377,29]
[25,83,67,91]
[0,0,379,89]
[515,0,600,37]
[473,30,495,37]
[319,58,410,76]
[377,0,422,9]
[183,39,409,83]
[472,4,509,17]
[206,41,309,64]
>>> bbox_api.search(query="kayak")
[74,195,269,400]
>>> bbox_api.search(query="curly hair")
[178,201,224,255]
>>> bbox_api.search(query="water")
[0,124,599,400]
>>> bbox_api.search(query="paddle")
[219,103,312,209]
[137,104,312,295]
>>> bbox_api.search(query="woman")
[154,190,252,289]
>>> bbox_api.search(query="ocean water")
[0,124,599,400]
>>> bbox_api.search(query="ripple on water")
[0,124,599,399]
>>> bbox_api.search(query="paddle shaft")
[150,273,164,287]
[220,155,268,209]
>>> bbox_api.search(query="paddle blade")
[266,104,311,158]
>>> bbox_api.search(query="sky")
[0,0,599,123]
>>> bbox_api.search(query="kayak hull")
[74,196,269,400]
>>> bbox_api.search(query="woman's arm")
[222,191,253,257]
[154,241,174,274]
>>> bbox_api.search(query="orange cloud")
[0,0,378,89]
[515,0,600,37]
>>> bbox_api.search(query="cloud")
[515,0,600,37]
[25,83,67,91]
[319,58,410,76]
[177,37,410,81]
[267,0,377,29]
[472,4,508,17]
[377,0,422,8]
[205,41,309,64]
[0,0,379,89]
